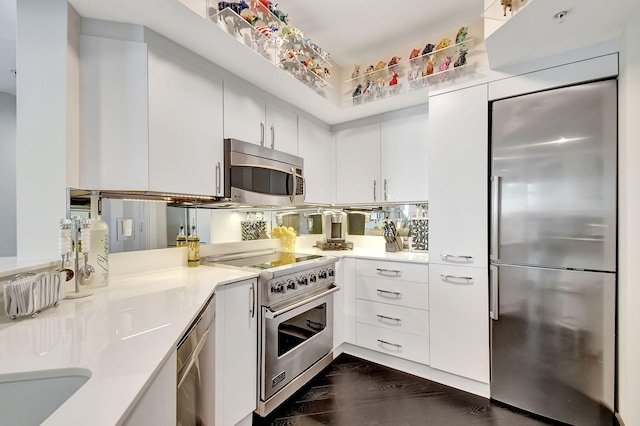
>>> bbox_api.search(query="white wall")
[617,14,640,426]
[0,92,16,256]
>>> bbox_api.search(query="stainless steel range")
[204,250,339,417]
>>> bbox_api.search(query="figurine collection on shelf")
[347,26,475,106]
[210,0,333,90]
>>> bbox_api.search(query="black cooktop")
[213,252,323,270]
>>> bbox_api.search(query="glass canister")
[409,205,428,252]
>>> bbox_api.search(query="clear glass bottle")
[88,192,109,288]
[187,221,200,267]
[176,224,187,247]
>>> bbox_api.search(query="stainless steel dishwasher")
[177,292,216,426]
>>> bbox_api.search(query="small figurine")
[272,8,289,24]
[389,73,399,86]
[409,48,421,62]
[454,49,468,67]
[408,66,421,88]
[425,55,436,76]
[231,0,250,15]
[258,0,271,9]
[365,65,375,75]
[255,24,278,39]
[374,61,387,71]
[388,56,401,67]
[375,78,385,97]
[422,43,435,55]
[242,14,259,26]
[455,26,468,44]
[362,79,372,94]
[351,64,361,79]
[352,83,363,104]
[439,56,452,72]
[501,0,512,16]
[323,67,331,78]
[435,38,451,51]
[302,58,313,68]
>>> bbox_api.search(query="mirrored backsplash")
[70,197,427,254]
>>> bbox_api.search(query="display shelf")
[343,38,475,107]
[483,0,529,22]
[206,1,333,92]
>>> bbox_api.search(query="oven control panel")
[265,263,336,304]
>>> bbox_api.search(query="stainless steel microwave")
[224,138,305,206]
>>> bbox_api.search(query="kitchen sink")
[0,368,91,424]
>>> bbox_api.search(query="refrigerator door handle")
[490,176,501,261]
[490,265,499,320]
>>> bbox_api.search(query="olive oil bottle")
[187,221,200,267]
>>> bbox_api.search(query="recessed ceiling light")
[553,10,569,23]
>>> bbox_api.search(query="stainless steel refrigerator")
[489,79,617,426]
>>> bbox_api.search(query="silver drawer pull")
[440,274,473,283]
[376,268,401,276]
[376,314,402,324]
[376,289,401,297]
[377,339,402,349]
[440,254,474,262]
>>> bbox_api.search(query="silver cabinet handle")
[250,282,255,318]
[376,314,402,324]
[215,162,221,195]
[491,176,501,261]
[376,268,401,276]
[260,121,265,146]
[440,254,474,262]
[377,339,402,349]
[384,178,388,201]
[440,274,473,282]
[490,265,499,321]
[376,288,401,297]
[373,180,377,202]
[270,124,275,149]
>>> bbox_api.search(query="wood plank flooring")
[254,353,561,426]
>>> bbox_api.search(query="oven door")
[261,285,337,401]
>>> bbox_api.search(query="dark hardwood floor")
[254,353,560,426]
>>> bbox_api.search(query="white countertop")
[0,258,60,279]
[0,265,258,425]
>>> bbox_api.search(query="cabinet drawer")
[356,276,428,310]
[355,259,428,283]
[356,323,429,365]
[356,299,429,337]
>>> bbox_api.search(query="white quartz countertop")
[0,265,258,425]
[296,246,429,264]
[0,257,60,279]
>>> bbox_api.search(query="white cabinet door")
[79,35,149,191]
[266,102,298,155]
[297,117,335,204]
[428,84,488,267]
[147,47,224,196]
[380,112,429,202]
[215,279,257,426]
[336,123,381,204]
[223,84,266,145]
[429,264,489,383]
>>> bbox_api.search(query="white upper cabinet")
[223,84,298,155]
[297,118,335,205]
[147,46,224,196]
[428,85,488,267]
[336,123,381,204]
[266,102,298,155]
[380,112,429,202]
[80,36,149,191]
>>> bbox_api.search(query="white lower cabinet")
[429,264,489,383]
[353,259,429,364]
[215,279,258,426]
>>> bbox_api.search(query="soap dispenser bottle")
[87,192,109,288]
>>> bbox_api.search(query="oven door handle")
[264,285,340,320]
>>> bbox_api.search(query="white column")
[0,93,17,256]
[618,13,640,426]
[16,0,78,257]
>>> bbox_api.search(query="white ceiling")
[266,0,483,67]
[0,0,16,96]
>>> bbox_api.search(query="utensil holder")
[3,272,65,320]
[385,238,403,253]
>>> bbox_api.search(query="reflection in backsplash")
[72,198,426,254]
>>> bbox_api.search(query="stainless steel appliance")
[204,250,338,417]
[316,211,353,251]
[490,80,617,425]
[224,138,305,206]
[176,292,216,426]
